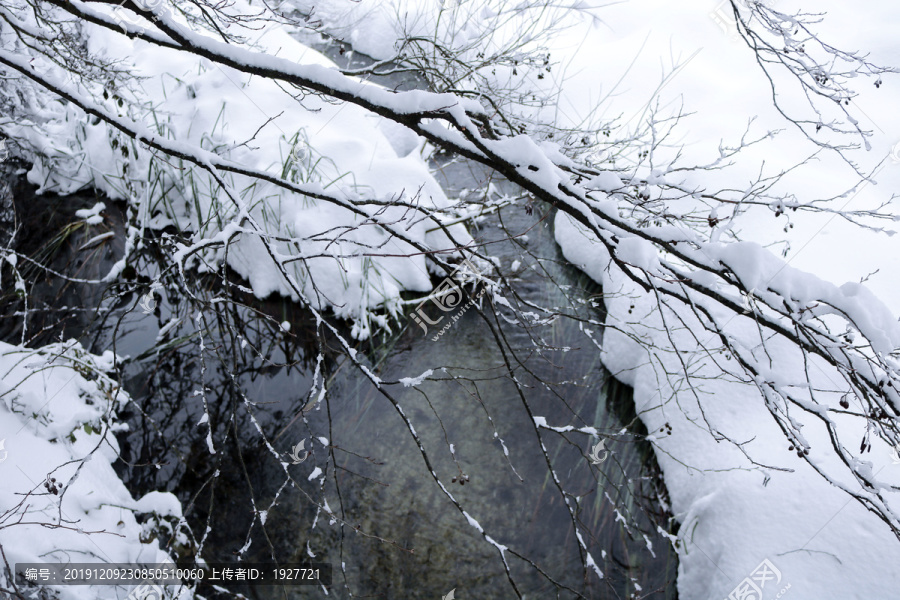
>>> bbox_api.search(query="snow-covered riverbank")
[4,0,900,598]
[299,1,900,598]
[0,339,187,600]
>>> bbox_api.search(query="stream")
[0,38,679,600]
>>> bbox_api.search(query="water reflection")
[0,151,677,598]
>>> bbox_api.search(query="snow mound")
[555,212,900,599]
[0,340,184,600]
[6,2,471,340]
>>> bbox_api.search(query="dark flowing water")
[0,39,679,596]
[1,150,678,599]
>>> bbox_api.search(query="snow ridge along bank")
[555,212,900,599]
[0,340,189,600]
[2,0,470,340]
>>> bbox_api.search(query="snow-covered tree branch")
[2,0,900,598]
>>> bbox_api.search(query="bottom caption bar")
[15,563,332,586]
